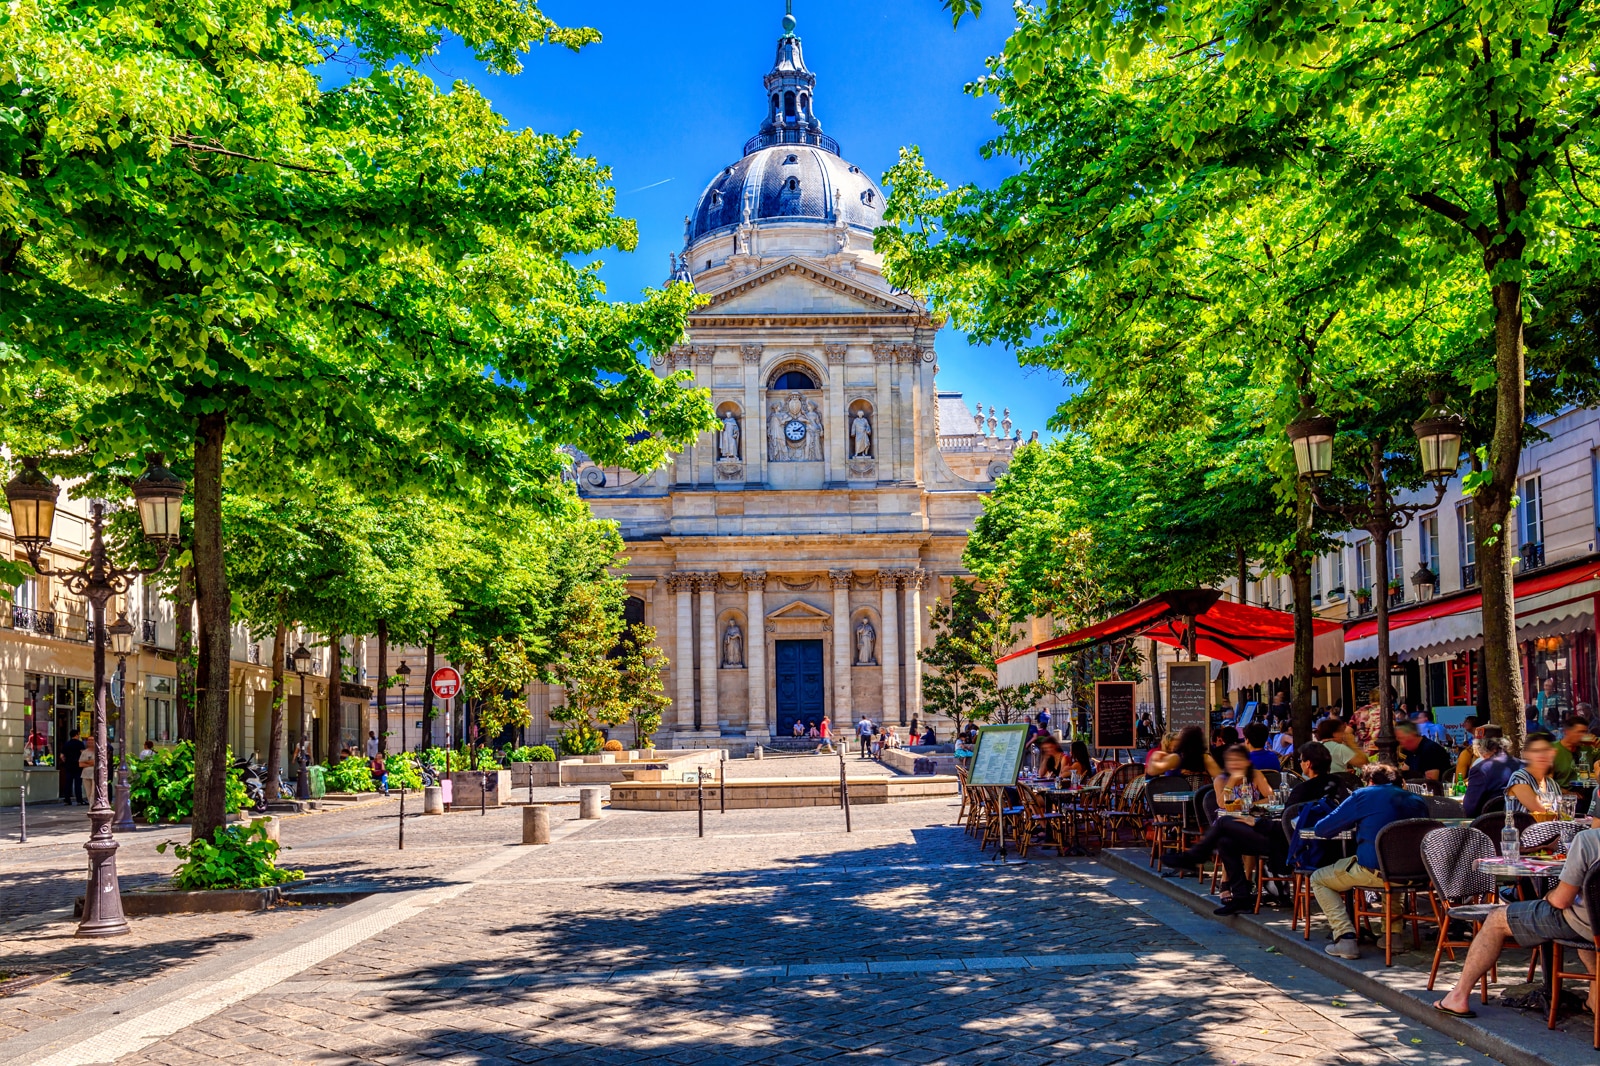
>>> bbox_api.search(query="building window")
[1355,539,1373,598]
[1458,501,1478,586]
[1419,514,1439,575]
[146,697,176,745]
[1521,474,1544,567]
[1310,557,1323,601]
[1331,547,1346,597]
[771,369,817,390]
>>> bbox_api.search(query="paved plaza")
[0,794,1501,1066]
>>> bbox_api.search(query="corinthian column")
[829,569,853,730]
[903,568,927,727]
[669,574,694,732]
[744,571,768,736]
[697,573,719,732]
[878,570,901,727]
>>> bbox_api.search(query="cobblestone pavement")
[0,795,1497,1066]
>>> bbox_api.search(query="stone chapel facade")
[567,13,1022,750]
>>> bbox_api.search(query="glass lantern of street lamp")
[108,613,136,658]
[1412,391,1466,485]
[4,457,59,549]
[292,643,313,674]
[1411,564,1438,603]
[130,454,187,544]
[396,660,412,683]
[1285,395,1337,479]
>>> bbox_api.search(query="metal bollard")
[579,788,602,820]
[18,771,26,843]
[522,804,550,845]
[398,788,405,850]
[719,750,726,814]
[480,771,488,817]
[840,753,852,833]
[696,769,705,838]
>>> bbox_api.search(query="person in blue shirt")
[1461,726,1521,817]
[1308,763,1430,959]
[1243,722,1281,772]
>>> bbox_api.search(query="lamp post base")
[112,764,137,833]
[77,809,129,938]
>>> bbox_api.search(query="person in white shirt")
[365,731,380,758]
[857,717,873,759]
[1314,717,1368,774]
[1269,731,1296,759]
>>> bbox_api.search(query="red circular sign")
[430,667,462,700]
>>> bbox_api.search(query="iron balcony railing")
[1461,562,1479,588]
[141,618,158,644]
[1521,542,1545,572]
[743,128,841,156]
[11,605,56,637]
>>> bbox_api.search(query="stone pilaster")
[873,342,896,482]
[829,569,853,729]
[741,345,764,487]
[878,570,901,727]
[695,572,719,732]
[902,568,927,727]
[826,345,847,483]
[744,571,768,736]
[667,573,695,731]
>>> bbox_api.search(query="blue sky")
[429,0,1071,440]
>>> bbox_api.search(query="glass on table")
[1558,795,1579,821]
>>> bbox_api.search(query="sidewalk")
[1098,846,1596,1066]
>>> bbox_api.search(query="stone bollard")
[579,788,603,820]
[754,745,763,760]
[522,805,551,845]
[422,785,444,815]
[249,815,281,843]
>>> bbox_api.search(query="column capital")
[894,343,922,364]
[902,567,929,591]
[742,570,768,592]
[828,568,854,590]
[666,572,695,594]
[872,340,897,364]
[692,344,716,365]
[824,343,847,365]
[740,343,764,365]
[692,571,721,592]
[876,570,902,590]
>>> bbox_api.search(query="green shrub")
[323,755,375,793]
[558,723,603,756]
[472,748,500,771]
[505,744,556,764]
[158,821,304,890]
[129,742,247,823]
[418,747,451,774]
[385,751,423,790]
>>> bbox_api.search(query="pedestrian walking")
[857,716,873,758]
[60,729,86,804]
[365,731,380,758]
[78,734,96,805]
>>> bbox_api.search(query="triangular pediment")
[696,258,924,318]
[767,599,832,621]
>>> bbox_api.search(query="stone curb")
[1098,848,1593,1066]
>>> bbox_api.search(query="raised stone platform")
[512,748,723,788]
[878,748,958,776]
[608,775,958,811]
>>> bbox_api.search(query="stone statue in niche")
[717,411,740,460]
[854,618,877,666]
[722,621,744,668]
[850,409,873,458]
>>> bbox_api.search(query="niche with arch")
[765,359,825,464]
[718,609,748,669]
[713,400,744,463]
[846,400,875,460]
[850,608,880,667]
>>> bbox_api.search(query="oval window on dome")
[772,370,817,391]
[784,154,798,164]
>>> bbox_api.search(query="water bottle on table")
[1501,801,1520,863]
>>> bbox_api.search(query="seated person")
[1160,745,1276,915]
[1035,736,1068,779]
[1314,717,1368,775]
[1507,732,1565,820]
[1434,826,1599,1019]
[1269,729,1297,760]
[1309,763,1430,959]
[1067,740,1095,779]
[1461,726,1520,817]
[1455,718,1482,781]
[1286,742,1347,808]
[1395,722,1452,790]
[1145,731,1181,777]
[1210,726,1241,768]
[1553,715,1597,788]
[1173,725,1224,779]
[1244,722,1281,772]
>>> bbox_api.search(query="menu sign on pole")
[1094,681,1137,749]
[1166,661,1212,739]
[968,724,1030,786]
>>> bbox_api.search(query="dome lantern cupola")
[747,3,838,157]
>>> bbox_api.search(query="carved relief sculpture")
[769,391,824,462]
[850,410,873,458]
[722,620,744,668]
[854,617,877,666]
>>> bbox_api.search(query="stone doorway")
[774,639,825,738]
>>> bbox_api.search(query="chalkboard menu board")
[1166,661,1212,739]
[1094,681,1137,749]
[969,724,1030,786]
[1351,667,1380,708]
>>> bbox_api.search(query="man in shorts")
[1434,827,1599,1018]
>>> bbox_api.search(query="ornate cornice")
[740,343,764,365]
[828,569,854,590]
[824,343,847,365]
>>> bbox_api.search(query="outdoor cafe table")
[1297,816,1474,840]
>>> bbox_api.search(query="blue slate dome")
[684,10,885,247]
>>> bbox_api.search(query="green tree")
[1,1,715,837]
[919,577,1043,732]
[613,627,671,749]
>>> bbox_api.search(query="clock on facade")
[784,419,807,442]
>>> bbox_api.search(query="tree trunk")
[190,412,231,841]
[1236,543,1248,604]
[1476,276,1529,753]
[265,618,287,801]
[1148,638,1164,732]
[1290,487,1315,747]
[174,564,196,741]
[376,619,389,754]
[422,637,436,748]
[326,631,342,762]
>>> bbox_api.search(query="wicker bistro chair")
[1353,818,1446,966]
[1469,810,1536,852]
[1545,861,1600,1049]
[1144,775,1202,868]
[1016,782,1069,857]
[1521,819,1588,855]
[1102,775,1147,846]
[1279,804,1321,937]
[978,786,1028,857]
[955,763,973,832]
[1420,825,1500,1001]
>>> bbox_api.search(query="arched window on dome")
[800,92,810,117]
[710,190,722,208]
[784,177,800,193]
[772,370,817,391]
[784,91,796,118]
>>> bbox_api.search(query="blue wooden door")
[774,640,825,737]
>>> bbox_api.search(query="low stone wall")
[609,775,958,812]
[878,749,959,776]
[449,769,510,808]
[510,749,722,788]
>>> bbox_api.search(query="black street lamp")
[1286,394,1465,767]
[396,660,412,751]
[4,454,185,938]
[108,612,137,833]
[291,643,313,800]
[1411,564,1439,604]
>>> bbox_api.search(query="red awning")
[998,589,1341,667]
[1345,556,1600,642]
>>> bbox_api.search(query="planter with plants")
[449,749,510,808]
[1354,586,1372,610]
[129,741,248,824]
[505,745,559,789]
[321,754,375,797]
[85,820,311,915]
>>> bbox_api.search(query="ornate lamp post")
[1411,564,1439,604]
[396,660,411,751]
[291,643,314,800]
[4,455,185,937]
[107,612,137,832]
[1286,393,1464,767]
